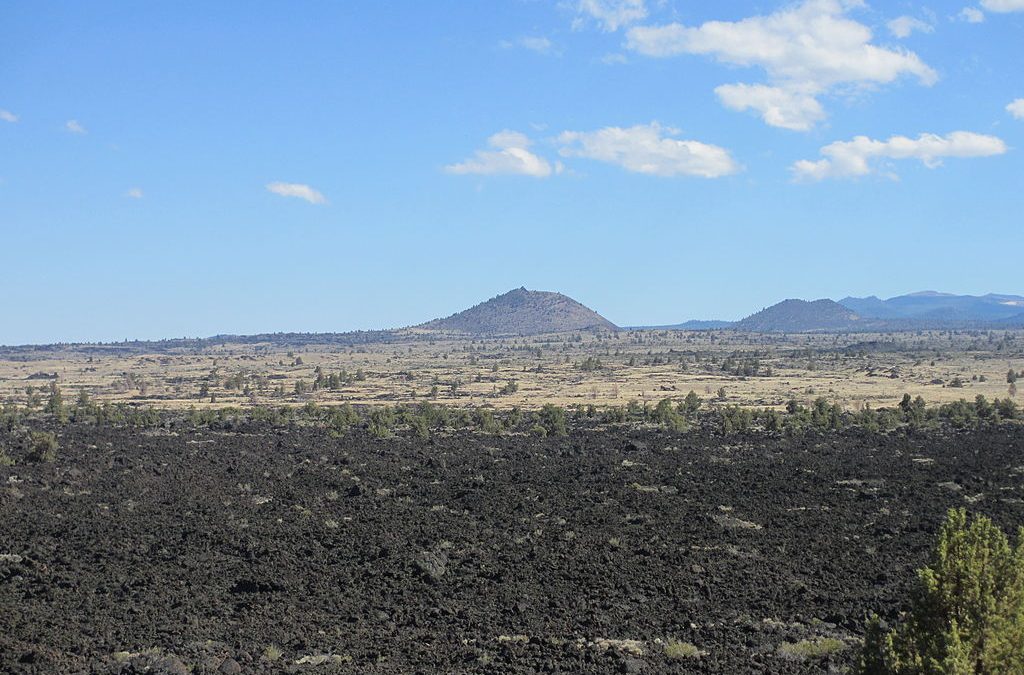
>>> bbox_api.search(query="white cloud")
[125,188,144,199]
[981,0,1024,11]
[500,36,557,55]
[1007,98,1024,119]
[793,131,1007,181]
[959,7,986,21]
[715,84,825,131]
[625,0,936,130]
[557,122,740,178]
[445,130,556,178]
[577,0,647,31]
[66,119,87,134]
[266,182,328,204]
[0,109,17,123]
[887,15,934,37]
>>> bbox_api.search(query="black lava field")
[2,424,1022,673]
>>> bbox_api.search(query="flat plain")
[1,328,1021,413]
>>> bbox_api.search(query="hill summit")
[734,299,863,333]
[419,287,618,336]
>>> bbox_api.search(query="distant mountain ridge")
[418,287,618,336]
[5,288,1024,350]
[839,292,1024,322]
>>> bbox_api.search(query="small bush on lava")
[26,431,58,463]
[778,637,846,661]
[664,641,701,659]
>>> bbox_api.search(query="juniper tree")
[860,508,1024,674]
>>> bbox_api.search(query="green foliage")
[409,414,429,440]
[73,389,99,423]
[473,407,501,434]
[761,407,784,432]
[368,407,396,438]
[46,382,68,423]
[653,398,687,432]
[537,404,567,437]
[1,402,25,431]
[26,431,58,463]
[600,406,627,424]
[860,508,1024,674]
[681,390,702,415]
[718,405,752,435]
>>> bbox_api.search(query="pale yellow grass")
[1,329,1020,412]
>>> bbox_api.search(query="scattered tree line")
[3,384,1020,447]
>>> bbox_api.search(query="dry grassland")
[1,329,1021,412]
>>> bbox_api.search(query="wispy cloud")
[125,188,144,199]
[558,122,740,178]
[981,0,1024,11]
[445,130,558,178]
[625,0,936,131]
[887,15,934,38]
[0,109,17,123]
[959,7,986,22]
[500,36,559,56]
[266,182,328,204]
[65,119,87,134]
[792,131,1007,181]
[1007,98,1024,119]
[575,0,647,32]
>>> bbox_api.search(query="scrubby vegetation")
[664,640,702,659]
[860,509,1024,674]
[26,430,58,463]
[0,384,1020,446]
[778,637,846,661]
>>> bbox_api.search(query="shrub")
[26,431,58,463]
[409,414,429,440]
[367,407,396,439]
[664,640,701,659]
[537,404,567,437]
[46,383,68,423]
[778,637,846,661]
[653,398,687,432]
[474,407,501,434]
[859,508,1024,673]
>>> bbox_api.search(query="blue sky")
[2,0,1023,344]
